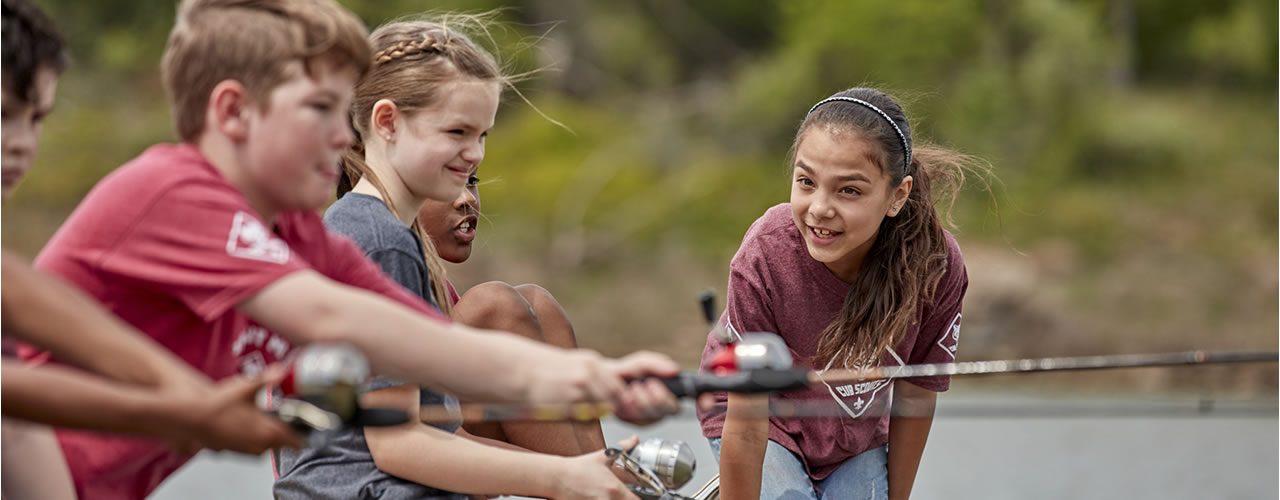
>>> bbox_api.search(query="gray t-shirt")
[273,192,464,500]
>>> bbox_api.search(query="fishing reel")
[608,438,698,500]
[655,331,805,400]
[648,291,805,398]
[709,332,794,372]
[255,343,408,435]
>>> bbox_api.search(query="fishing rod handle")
[655,369,810,398]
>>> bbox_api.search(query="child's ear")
[209,80,251,141]
[370,99,399,142]
[887,175,914,217]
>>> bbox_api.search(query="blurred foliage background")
[4,0,1276,394]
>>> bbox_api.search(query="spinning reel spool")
[609,438,698,500]
[257,343,408,433]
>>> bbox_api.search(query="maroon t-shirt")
[697,203,967,480]
[19,143,447,500]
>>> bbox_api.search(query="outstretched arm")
[887,380,938,500]
[240,271,680,415]
[1,359,303,454]
[1,249,303,454]
[1,249,205,389]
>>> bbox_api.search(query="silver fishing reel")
[733,332,794,371]
[286,343,369,421]
[256,343,405,433]
[609,438,698,500]
[631,438,697,490]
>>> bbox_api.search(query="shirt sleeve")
[696,233,780,428]
[364,248,437,309]
[699,234,779,372]
[903,236,968,392]
[724,246,779,341]
[321,231,449,322]
[97,183,310,322]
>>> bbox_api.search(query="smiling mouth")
[808,225,842,240]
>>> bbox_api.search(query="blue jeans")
[708,438,888,500]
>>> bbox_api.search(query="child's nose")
[333,124,354,149]
[4,125,36,158]
[809,196,835,219]
[460,140,484,164]
[455,188,477,209]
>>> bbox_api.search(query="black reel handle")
[698,290,717,325]
[648,369,810,398]
[353,407,411,427]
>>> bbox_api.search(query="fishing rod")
[418,292,1277,423]
[811,349,1277,386]
[707,397,1280,419]
[659,347,1276,400]
[417,348,1277,424]
[422,399,1280,424]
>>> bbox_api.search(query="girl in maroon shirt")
[699,87,989,500]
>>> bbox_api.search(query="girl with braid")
[274,17,652,500]
[698,87,986,500]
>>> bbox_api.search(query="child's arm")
[453,426,528,452]
[2,249,305,453]
[718,393,770,500]
[239,270,679,411]
[359,383,631,498]
[887,380,938,500]
[1,359,303,454]
[1,249,207,390]
[0,418,77,500]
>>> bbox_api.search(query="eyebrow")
[795,161,872,183]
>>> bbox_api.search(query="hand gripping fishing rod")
[418,292,1278,424]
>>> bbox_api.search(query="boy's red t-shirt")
[19,143,446,500]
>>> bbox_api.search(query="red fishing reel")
[707,332,794,374]
[648,292,806,398]
[702,289,793,374]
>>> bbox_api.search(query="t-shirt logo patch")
[818,348,901,419]
[226,211,290,264]
[937,313,961,359]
